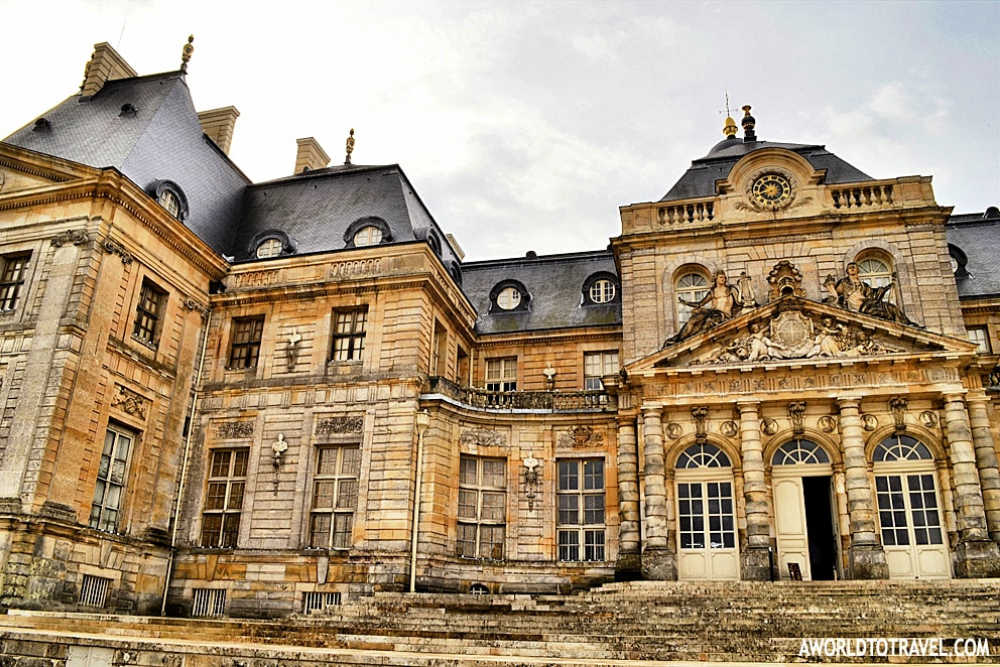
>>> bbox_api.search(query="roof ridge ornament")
[345,128,355,165]
[180,35,194,73]
[722,91,738,138]
[741,104,756,142]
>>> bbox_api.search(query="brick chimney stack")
[198,106,241,155]
[80,42,137,99]
[294,137,330,174]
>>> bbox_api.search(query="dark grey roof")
[232,164,462,265]
[947,210,1000,299]
[3,73,249,253]
[462,251,621,334]
[661,139,872,201]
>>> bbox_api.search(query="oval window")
[353,225,383,247]
[255,238,283,259]
[496,286,522,310]
[589,279,616,304]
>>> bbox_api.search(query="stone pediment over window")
[628,296,975,373]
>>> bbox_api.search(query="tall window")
[89,425,134,532]
[0,253,30,312]
[309,446,360,549]
[331,308,367,361]
[132,278,167,346]
[485,357,517,392]
[432,321,447,376]
[968,326,992,354]
[228,316,264,369]
[457,456,506,559]
[675,272,709,324]
[201,448,248,548]
[583,351,618,390]
[557,459,606,561]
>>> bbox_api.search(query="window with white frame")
[309,445,360,549]
[89,424,135,532]
[675,271,709,325]
[457,456,506,559]
[557,459,605,561]
[485,357,517,392]
[583,351,618,391]
[201,448,248,547]
[968,326,991,354]
[353,225,383,247]
[588,279,616,304]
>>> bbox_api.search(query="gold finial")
[723,116,738,138]
[345,128,355,165]
[180,35,194,73]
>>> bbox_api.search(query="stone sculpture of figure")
[831,262,918,326]
[745,322,787,361]
[666,271,743,344]
[809,316,846,357]
[735,271,758,313]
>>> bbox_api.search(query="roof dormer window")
[497,287,521,310]
[148,180,189,222]
[489,280,530,313]
[353,225,383,247]
[255,238,283,259]
[158,189,181,218]
[582,272,621,306]
[344,217,392,249]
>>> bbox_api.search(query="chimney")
[80,42,137,98]
[198,106,241,155]
[294,137,330,174]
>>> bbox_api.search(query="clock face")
[751,173,792,208]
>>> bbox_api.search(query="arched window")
[582,272,620,306]
[675,271,710,324]
[353,225,383,247]
[497,287,520,310]
[489,280,530,313]
[771,439,830,465]
[255,238,283,259]
[676,443,731,469]
[855,254,895,305]
[873,434,932,462]
[148,180,189,221]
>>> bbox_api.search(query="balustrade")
[830,183,894,210]
[424,376,615,412]
[657,198,715,225]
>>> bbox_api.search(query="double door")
[875,471,949,579]
[675,478,739,580]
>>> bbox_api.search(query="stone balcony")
[422,376,616,413]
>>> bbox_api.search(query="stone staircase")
[0,580,998,664]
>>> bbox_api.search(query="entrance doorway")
[771,439,840,581]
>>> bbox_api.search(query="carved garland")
[216,421,254,439]
[110,384,149,420]
[316,416,364,435]
[460,428,506,447]
[557,425,604,449]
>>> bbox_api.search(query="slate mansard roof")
[462,251,622,334]
[946,209,1000,299]
[661,137,872,201]
[3,72,249,253]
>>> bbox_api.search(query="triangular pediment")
[0,142,95,196]
[627,296,975,374]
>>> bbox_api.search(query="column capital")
[736,400,761,413]
[641,405,663,417]
[836,395,862,410]
[943,391,968,404]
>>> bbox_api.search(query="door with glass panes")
[873,435,950,579]
[675,443,739,580]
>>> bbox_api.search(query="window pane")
[458,489,477,519]
[558,461,578,491]
[337,479,358,509]
[313,480,335,508]
[310,514,331,548]
[333,513,353,549]
[317,448,337,475]
[584,460,603,490]
[558,530,579,561]
[210,450,231,478]
[340,447,361,476]
[482,459,505,488]
[227,482,245,510]
[460,457,477,485]
[558,494,579,524]
[205,482,227,510]
[457,523,477,557]
[584,494,604,524]
[481,492,505,521]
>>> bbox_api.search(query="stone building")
[0,41,998,618]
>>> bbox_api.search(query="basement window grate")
[79,574,112,607]
[192,588,227,618]
[303,591,341,614]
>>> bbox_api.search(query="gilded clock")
[750,173,792,208]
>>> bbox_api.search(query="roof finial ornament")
[180,35,194,73]
[741,104,757,143]
[722,92,738,138]
[345,128,355,165]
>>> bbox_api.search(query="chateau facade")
[0,42,998,618]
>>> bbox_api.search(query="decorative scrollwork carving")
[110,384,149,419]
[102,238,133,265]
[788,401,807,435]
[557,425,603,449]
[316,416,364,435]
[691,406,709,444]
[460,427,506,447]
[216,421,254,439]
[50,229,90,247]
[767,260,806,301]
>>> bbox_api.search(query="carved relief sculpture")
[216,421,254,439]
[460,428,506,447]
[823,262,918,326]
[665,423,683,440]
[557,425,603,449]
[817,415,838,433]
[788,401,806,435]
[889,396,908,433]
[766,260,806,300]
[316,416,364,435]
[111,384,149,419]
[523,456,540,511]
[919,410,939,429]
[691,406,709,444]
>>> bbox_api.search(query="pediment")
[628,296,975,373]
[0,143,93,196]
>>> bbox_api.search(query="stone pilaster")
[738,401,772,580]
[942,394,1000,577]
[837,397,888,579]
[966,394,1000,545]
[640,406,675,580]
[615,417,641,579]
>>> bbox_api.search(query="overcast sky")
[1,0,997,260]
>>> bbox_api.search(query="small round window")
[354,225,383,247]
[256,238,283,259]
[158,189,181,218]
[496,286,522,310]
[589,279,616,304]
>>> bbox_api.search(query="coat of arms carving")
[460,428,506,447]
[111,384,149,420]
[557,425,603,449]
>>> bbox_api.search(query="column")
[640,405,675,580]
[966,394,1000,545]
[738,401,772,580]
[615,417,641,578]
[837,397,888,579]
[942,393,1000,577]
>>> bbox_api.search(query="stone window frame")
[0,251,31,312]
[227,315,265,370]
[967,326,992,354]
[248,229,295,260]
[329,306,368,363]
[456,455,507,560]
[583,350,618,391]
[131,277,168,350]
[484,356,517,392]
[307,445,361,550]
[556,457,607,562]
[581,271,621,306]
[89,422,137,533]
[200,447,249,548]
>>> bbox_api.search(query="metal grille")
[302,591,341,614]
[79,574,111,607]
[192,588,226,617]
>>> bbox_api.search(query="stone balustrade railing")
[829,181,895,211]
[424,376,616,412]
[657,197,716,225]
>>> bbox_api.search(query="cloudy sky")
[1,0,997,260]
